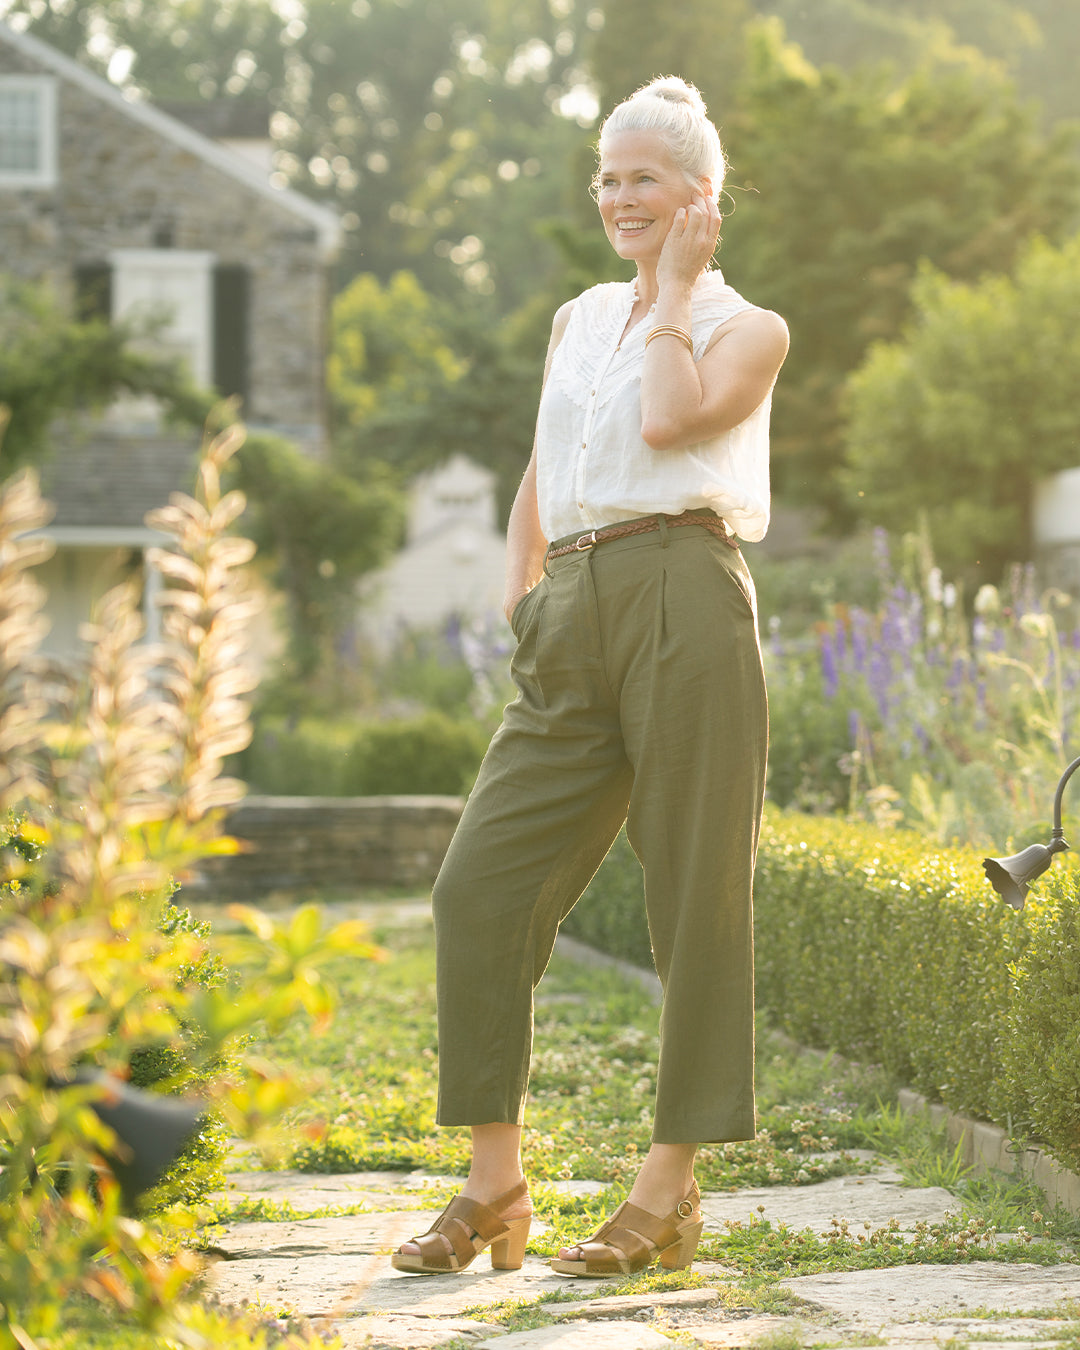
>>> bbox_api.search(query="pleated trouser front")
[432,519,768,1144]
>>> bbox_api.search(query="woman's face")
[596,129,697,264]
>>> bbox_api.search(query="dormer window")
[0,74,57,187]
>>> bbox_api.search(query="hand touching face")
[656,187,721,288]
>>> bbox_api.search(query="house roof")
[39,431,201,539]
[0,21,342,256]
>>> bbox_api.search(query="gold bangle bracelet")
[644,324,694,354]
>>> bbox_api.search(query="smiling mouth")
[616,220,652,233]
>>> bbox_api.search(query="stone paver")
[207,1249,569,1320]
[209,1210,446,1260]
[681,1316,835,1347]
[475,1324,677,1348]
[329,1313,503,1347]
[547,1289,720,1320]
[700,1170,959,1234]
[877,1318,1072,1341]
[781,1263,1080,1325]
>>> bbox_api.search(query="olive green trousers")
[432,519,768,1144]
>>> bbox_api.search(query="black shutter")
[74,262,112,322]
[213,263,250,407]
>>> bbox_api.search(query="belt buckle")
[575,531,598,551]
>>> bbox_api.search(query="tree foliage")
[328,268,562,520]
[330,270,466,433]
[841,232,1080,580]
[756,0,1080,129]
[228,430,404,681]
[720,20,1080,512]
[588,0,751,113]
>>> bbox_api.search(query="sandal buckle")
[677,1200,696,1218]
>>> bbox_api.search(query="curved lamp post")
[982,754,1080,909]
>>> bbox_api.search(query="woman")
[392,75,789,1279]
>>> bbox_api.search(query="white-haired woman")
[393,76,788,1279]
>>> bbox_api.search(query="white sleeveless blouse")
[535,270,773,544]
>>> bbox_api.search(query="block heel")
[490,1214,531,1270]
[659,1218,703,1270]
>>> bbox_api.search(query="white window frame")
[109,248,216,388]
[0,74,58,188]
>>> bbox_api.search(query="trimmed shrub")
[562,828,653,969]
[561,810,1080,1174]
[240,711,491,797]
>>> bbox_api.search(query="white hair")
[597,76,727,203]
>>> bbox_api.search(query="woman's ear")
[699,175,715,201]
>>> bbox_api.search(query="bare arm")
[638,192,789,452]
[502,299,574,623]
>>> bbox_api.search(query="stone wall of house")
[191,796,464,901]
[0,41,328,442]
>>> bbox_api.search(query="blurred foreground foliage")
[0,417,380,1346]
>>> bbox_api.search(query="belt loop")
[656,514,669,548]
[543,546,553,578]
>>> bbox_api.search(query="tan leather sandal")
[549,1181,703,1278]
[391,1179,531,1274]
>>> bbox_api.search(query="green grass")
[257,924,876,1192]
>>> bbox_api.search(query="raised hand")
[656,188,721,291]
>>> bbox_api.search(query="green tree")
[720,20,1080,514]
[330,271,466,434]
[841,232,1080,581]
[754,1,1080,129]
[588,0,751,113]
[329,269,542,520]
[228,431,403,684]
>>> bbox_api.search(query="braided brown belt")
[546,511,738,561]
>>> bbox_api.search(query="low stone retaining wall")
[192,794,464,901]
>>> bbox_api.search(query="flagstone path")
[203,1158,1080,1349]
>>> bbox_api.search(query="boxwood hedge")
[563,813,1080,1174]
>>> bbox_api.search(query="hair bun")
[638,76,708,118]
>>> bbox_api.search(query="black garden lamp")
[982,754,1080,909]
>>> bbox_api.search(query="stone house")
[0,20,341,656]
